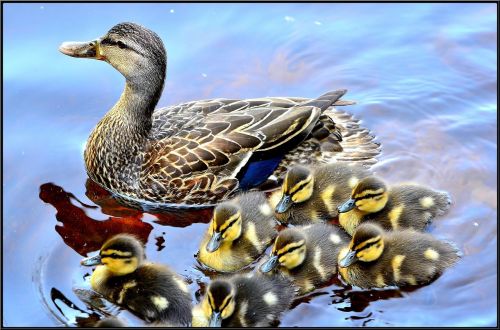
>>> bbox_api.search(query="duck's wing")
[142,89,379,204]
[142,102,324,204]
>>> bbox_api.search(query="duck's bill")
[59,40,104,60]
[209,311,222,327]
[260,255,279,273]
[206,232,222,253]
[275,194,292,213]
[338,250,357,268]
[80,254,102,266]
[337,198,356,213]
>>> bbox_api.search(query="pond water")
[3,3,497,327]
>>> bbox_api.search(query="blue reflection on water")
[3,3,497,327]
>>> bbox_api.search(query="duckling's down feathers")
[94,263,192,325]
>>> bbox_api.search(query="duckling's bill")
[59,39,105,60]
[209,311,223,327]
[275,194,292,213]
[338,250,357,268]
[260,255,279,273]
[81,254,102,266]
[338,198,356,213]
[206,232,222,252]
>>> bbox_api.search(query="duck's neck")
[84,70,165,193]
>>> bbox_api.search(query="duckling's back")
[227,273,295,327]
[288,224,350,294]
[372,184,452,231]
[103,264,192,325]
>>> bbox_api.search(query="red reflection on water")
[85,178,214,227]
[39,182,153,256]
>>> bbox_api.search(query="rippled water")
[3,3,497,327]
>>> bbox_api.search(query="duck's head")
[206,202,242,253]
[201,280,236,327]
[275,165,314,213]
[337,176,388,214]
[260,228,306,272]
[81,234,145,276]
[59,22,166,85]
[338,222,385,267]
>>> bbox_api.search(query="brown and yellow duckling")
[338,222,460,288]
[259,223,350,295]
[197,192,278,272]
[270,163,371,225]
[337,176,452,235]
[81,234,192,325]
[192,272,295,327]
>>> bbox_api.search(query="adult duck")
[59,22,380,209]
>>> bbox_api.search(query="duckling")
[259,223,350,295]
[197,192,278,272]
[337,176,452,235]
[269,163,371,225]
[80,234,192,325]
[192,272,295,327]
[338,222,460,288]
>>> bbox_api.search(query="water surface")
[3,3,497,327]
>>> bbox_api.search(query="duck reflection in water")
[39,179,214,256]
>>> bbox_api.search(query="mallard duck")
[197,192,278,272]
[80,234,192,325]
[59,22,380,210]
[259,223,350,295]
[338,222,460,288]
[269,163,371,224]
[337,176,452,235]
[192,272,294,327]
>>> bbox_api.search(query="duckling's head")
[81,234,145,276]
[260,228,307,272]
[206,202,242,253]
[337,176,388,214]
[59,22,166,86]
[275,165,314,213]
[202,280,236,327]
[338,222,385,267]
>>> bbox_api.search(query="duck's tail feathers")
[318,107,382,167]
[299,89,348,112]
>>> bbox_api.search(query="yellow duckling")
[192,272,295,327]
[270,163,371,225]
[259,223,350,295]
[81,234,192,325]
[338,222,460,288]
[337,176,452,235]
[197,192,278,272]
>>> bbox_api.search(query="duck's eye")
[116,41,128,49]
